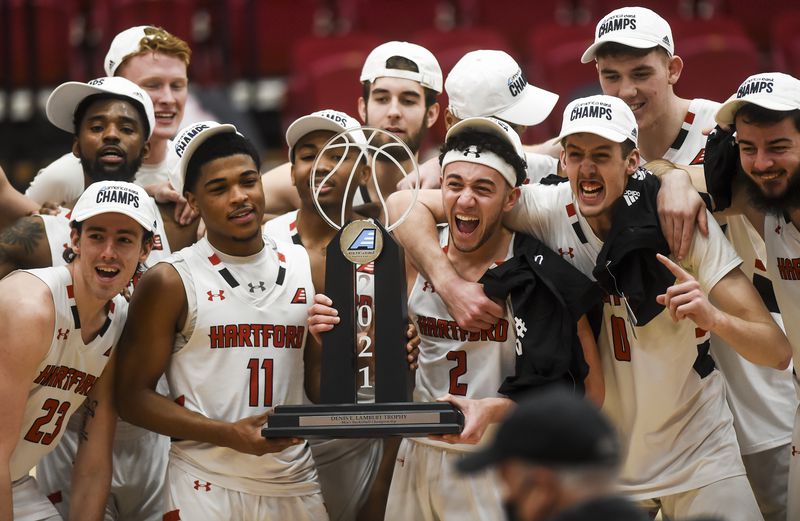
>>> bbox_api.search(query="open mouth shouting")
[455,213,479,234]
[579,179,604,202]
[95,266,120,281]
[98,146,125,166]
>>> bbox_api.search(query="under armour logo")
[193,480,211,491]
[623,190,640,206]
[422,281,436,292]
[462,145,481,158]
[207,290,225,301]
[57,328,70,340]
[776,224,782,234]
[248,281,266,293]
[793,445,799,457]
[558,247,574,258]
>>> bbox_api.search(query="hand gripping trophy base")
[262,127,463,439]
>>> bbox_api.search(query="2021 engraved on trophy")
[263,127,464,438]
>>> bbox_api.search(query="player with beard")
[0,180,156,521]
[0,77,197,280]
[261,41,441,219]
[25,26,196,225]
[115,122,327,521]
[699,72,800,520]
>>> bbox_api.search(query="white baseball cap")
[715,72,800,126]
[581,7,674,63]
[446,50,559,126]
[46,76,156,138]
[555,95,639,145]
[285,109,367,161]
[105,26,155,76]
[169,121,239,194]
[360,41,443,93]
[442,116,527,187]
[71,181,158,233]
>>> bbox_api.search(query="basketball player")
[0,180,156,521]
[262,41,442,218]
[0,76,195,521]
[26,26,195,224]
[398,49,563,189]
[115,121,327,520]
[311,116,603,520]
[0,76,197,280]
[387,95,792,520]
[579,8,797,519]
[698,72,800,521]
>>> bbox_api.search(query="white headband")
[441,146,518,187]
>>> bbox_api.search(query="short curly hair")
[116,26,191,75]
[439,130,527,186]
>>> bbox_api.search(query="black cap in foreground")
[458,389,620,473]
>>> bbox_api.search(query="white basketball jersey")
[41,199,172,270]
[163,234,320,495]
[765,213,800,374]
[506,181,746,499]
[663,98,795,454]
[408,226,516,452]
[264,209,377,402]
[9,266,127,481]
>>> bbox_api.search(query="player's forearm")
[478,397,515,425]
[711,312,792,369]
[118,389,237,448]
[69,463,111,521]
[387,189,455,286]
[577,316,604,407]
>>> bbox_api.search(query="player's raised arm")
[387,188,503,331]
[0,274,54,521]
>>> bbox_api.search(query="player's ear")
[444,108,457,131]
[139,232,154,262]
[358,96,368,123]
[425,102,440,129]
[141,140,151,161]
[625,149,641,176]
[503,186,521,212]
[356,161,370,186]
[69,226,80,255]
[667,55,683,86]
[71,138,81,159]
[185,190,200,216]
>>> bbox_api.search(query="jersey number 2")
[24,399,71,445]
[446,350,468,396]
[247,358,274,407]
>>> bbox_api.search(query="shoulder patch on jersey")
[291,288,307,304]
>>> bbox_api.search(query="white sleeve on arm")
[25,154,85,207]
[525,152,558,183]
[682,209,743,292]
[504,182,560,240]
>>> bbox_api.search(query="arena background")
[0,0,798,191]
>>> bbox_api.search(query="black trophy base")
[262,402,464,438]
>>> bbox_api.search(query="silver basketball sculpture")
[310,126,420,232]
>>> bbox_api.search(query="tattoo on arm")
[78,399,98,443]
[0,218,45,256]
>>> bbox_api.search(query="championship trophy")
[263,127,463,438]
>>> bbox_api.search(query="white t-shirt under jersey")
[662,98,795,455]
[10,266,127,481]
[505,181,746,500]
[26,147,176,207]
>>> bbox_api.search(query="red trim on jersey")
[208,254,221,266]
[163,510,180,521]
[66,285,75,299]
[755,259,767,272]
[47,491,63,504]
[277,252,286,263]
[684,111,695,125]
[695,327,707,338]
[566,203,577,217]
[289,219,297,231]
